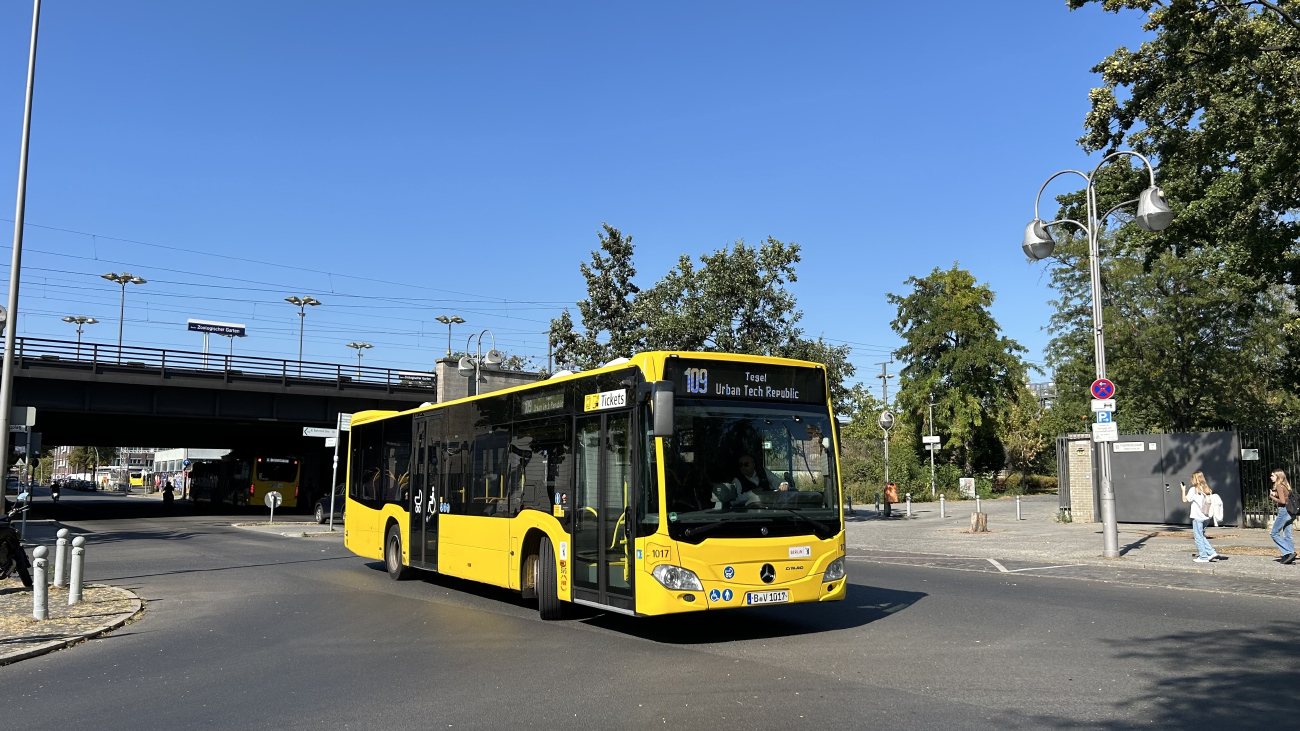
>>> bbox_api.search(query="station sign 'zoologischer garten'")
[186,319,247,337]
[662,358,826,405]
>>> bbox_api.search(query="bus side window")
[381,414,413,506]
[352,423,383,506]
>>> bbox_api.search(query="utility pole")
[0,0,41,515]
[927,393,936,496]
[875,360,895,485]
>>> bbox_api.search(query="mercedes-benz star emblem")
[760,564,775,583]
[760,527,769,536]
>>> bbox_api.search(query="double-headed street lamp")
[101,272,146,363]
[60,315,97,358]
[284,295,321,374]
[1022,150,1173,559]
[346,341,372,377]
[458,329,503,397]
[434,315,465,357]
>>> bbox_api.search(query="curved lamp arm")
[1090,150,1157,189]
[1033,170,1090,221]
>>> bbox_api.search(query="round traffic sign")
[264,490,283,509]
[1091,378,1116,400]
[878,411,895,431]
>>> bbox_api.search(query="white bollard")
[976,495,982,514]
[54,528,69,587]
[68,536,85,605]
[906,493,912,517]
[32,546,48,620]
[1017,495,1023,521]
[940,494,946,519]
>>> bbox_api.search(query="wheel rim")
[316,506,323,522]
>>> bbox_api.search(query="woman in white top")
[1182,471,1219,563]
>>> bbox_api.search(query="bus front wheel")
[385,525,410,581]
[536,537,564,620]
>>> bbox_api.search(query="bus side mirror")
[651,380,674,438]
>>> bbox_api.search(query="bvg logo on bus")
[685,367,708,394]
[583,389,627,412]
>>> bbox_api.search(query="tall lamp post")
[458,329,502,397]
[434,315,464,358]
[1022,150,1173,559]
[60,315,97,359]
[284,296,321,374]
[101,272,146,363]
[346,341,372,377]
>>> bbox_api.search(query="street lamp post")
[284,296,321,375]
[927,393,936,497]
[346,341,372,377]
[0,0,40,515]
[60,316,97,359]
[458,330,503,397]
[434,315,465,358]
[1022,150,1173,559]
[875,361,896,486]
[101,272,146,363]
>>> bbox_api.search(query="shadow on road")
[97,555,353,582]
[581,583,925,644]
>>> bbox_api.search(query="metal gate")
[1110,431,1242,525]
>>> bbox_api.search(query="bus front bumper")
[638,570,847,615]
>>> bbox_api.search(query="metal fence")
[1234,427,1300,514]
[6,336,437,390]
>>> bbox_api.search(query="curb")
[0,585,145,667]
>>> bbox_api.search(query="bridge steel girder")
[12,359,428,449]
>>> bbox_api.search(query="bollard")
[976,495,982,514]
[1017,495,1023,521]
[54,528,69,587]
[906,493,912,517]
[940,494,946,519]
[875,492,881,515]
[32,546,48,620]
[68,536,85,605]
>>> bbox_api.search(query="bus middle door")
[573,410,634,613]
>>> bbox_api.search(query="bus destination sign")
[664,359,825,405]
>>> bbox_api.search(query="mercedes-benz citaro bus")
[343,352,846,619]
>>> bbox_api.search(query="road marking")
[1008,564,1086,573]
[986,558,1009,573]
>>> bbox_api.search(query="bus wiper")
[683,521,725,538]
[754,506,832,535]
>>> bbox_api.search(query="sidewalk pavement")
[230,521,344,539]
[845,493,1296,583]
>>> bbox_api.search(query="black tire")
[15,550,32,589]
[536,536,564,620]
[385,524,410,581]
[315,504,325,524]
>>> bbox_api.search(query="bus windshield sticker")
[583,389,627,412]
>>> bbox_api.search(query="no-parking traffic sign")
[1091,378,1116,400]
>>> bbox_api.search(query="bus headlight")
[652,564,704,592]
[823,557,846,582]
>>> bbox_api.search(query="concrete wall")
[434,358,541,403]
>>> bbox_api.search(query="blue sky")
[0,1,1148,387]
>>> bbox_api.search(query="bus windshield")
[662,400,840,542]
[257,458,298,482]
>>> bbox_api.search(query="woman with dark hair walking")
[1269,469,1295,565]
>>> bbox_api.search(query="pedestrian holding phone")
[1181,472,1220,563]
[1269,469,1295,565]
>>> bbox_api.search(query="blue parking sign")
[1096,411,1112,424]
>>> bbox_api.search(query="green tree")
[552,228,858,409]
[889,265,1030,475]
[1044,226,1298,431]
[550,223,642,371]
[1001,390,1048,491]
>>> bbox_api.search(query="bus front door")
[573,411,634,612]
[417,413,443,571]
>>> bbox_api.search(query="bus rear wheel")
[536,536,564,620]
[385,525,410,581]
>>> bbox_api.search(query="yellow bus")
[343,352,846,619]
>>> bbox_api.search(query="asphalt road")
[4,491,1298,730]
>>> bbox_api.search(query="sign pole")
[328,413,351,532]
[927,395,936,497]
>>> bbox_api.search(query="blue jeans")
[1271,507,1295,556]
[1192,519,1214,559]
